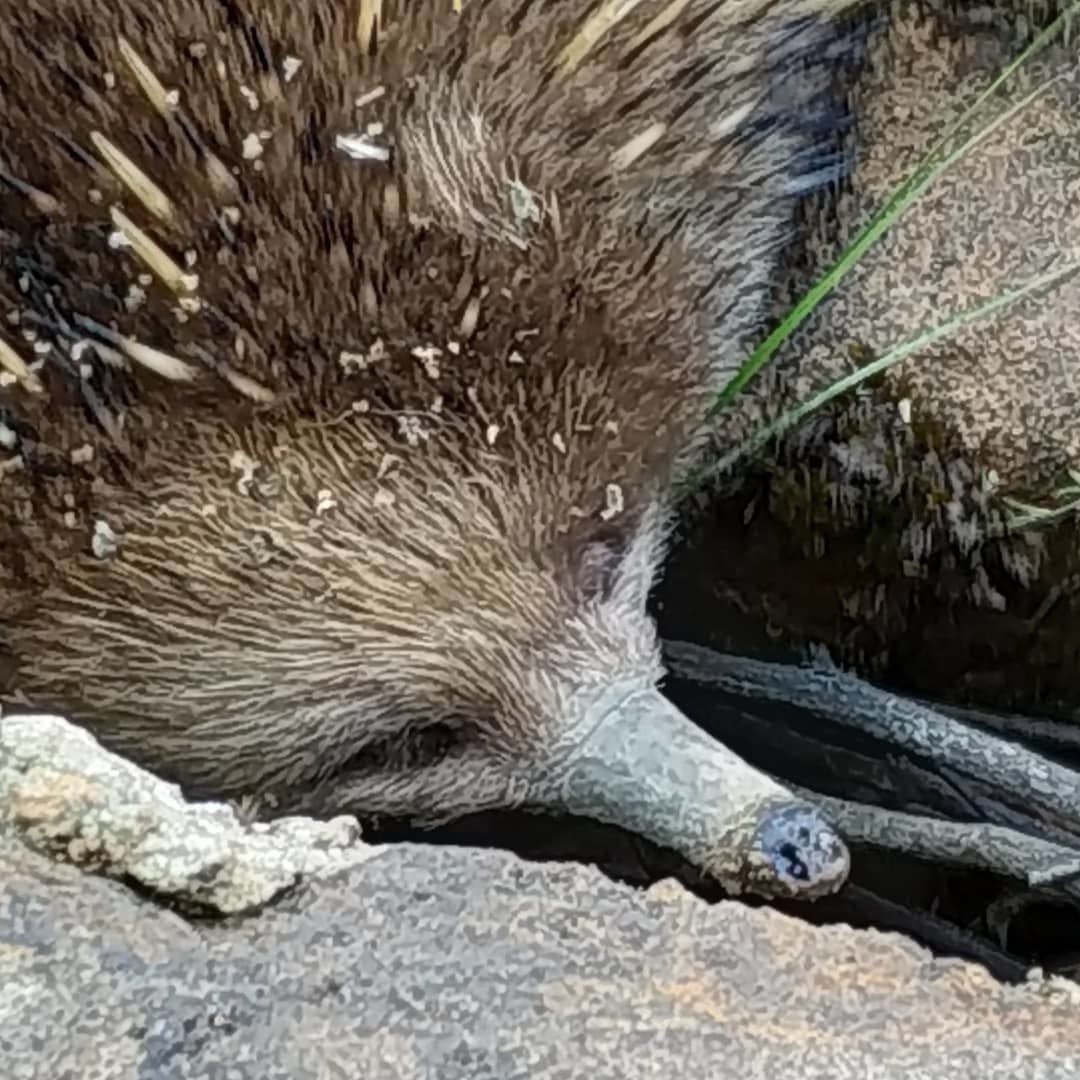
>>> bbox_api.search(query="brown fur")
[0,0,851,817]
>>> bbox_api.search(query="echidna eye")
[338,718,475,775]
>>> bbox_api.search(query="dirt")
[659,473,1080,721]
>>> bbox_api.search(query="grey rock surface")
[4,831,1080,1080]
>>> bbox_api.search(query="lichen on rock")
[0,712,376,915]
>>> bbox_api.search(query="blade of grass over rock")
[690,257,1080,486]
[996,468,1080,534]
[704,2,1080,421]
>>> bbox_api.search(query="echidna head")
[2,408,846,900]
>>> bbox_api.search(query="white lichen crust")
[0,713,375,915]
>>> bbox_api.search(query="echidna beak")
[546,683,850,900]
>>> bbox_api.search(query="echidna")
[0,0,855,899]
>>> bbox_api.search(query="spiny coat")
[0,0,854,822]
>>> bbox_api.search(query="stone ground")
[4,832,1080,1080]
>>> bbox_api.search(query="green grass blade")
[684,257,1080,491]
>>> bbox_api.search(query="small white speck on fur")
[239,86,260,111]
[485,423,500,446]
[411,345,442,380]
[282,56,302,83]
[242,133,264,160]
[91,519,119,560]
[125,284,147,312]
[600,483,625,521]
[70,444,94,465]
[315,489,337,516]
[397,415,431,447]
[340,339,386,374]
[552,432,567,454]
[229,450,257,495]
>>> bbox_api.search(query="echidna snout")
[520,677,850,899]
